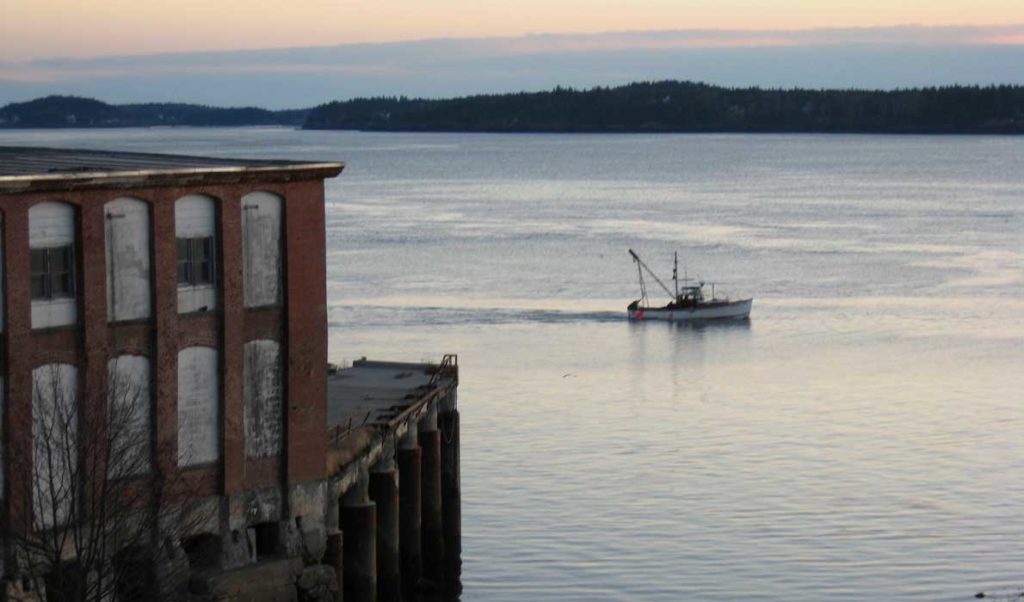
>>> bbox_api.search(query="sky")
[1,1,1023,107]
[4,0,1024,61]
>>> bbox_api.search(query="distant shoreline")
[3,81,1023,135]
[1,125,1022,137]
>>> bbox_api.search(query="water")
[3,128,1022,601]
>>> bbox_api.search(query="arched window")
[107,355,152,477]
[244,339,282,458]
[177,346,220,467]
[105,198,152,322]
[174,195,217,314]
[241,192,283,308]
[29,201,77,328]
[32,363,78,528]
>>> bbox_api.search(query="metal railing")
[428,353,458,387]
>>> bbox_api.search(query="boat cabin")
[668,285,705,309]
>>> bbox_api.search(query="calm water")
[3,128,1022,601]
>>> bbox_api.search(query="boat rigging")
[627,249,752,321]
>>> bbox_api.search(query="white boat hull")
[627,298,752,321]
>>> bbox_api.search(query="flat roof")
[0,146,344,194]
[327,360,437,429]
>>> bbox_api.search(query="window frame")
[176,236,216,288]
[30,245,77,301]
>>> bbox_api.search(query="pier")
[326,356,462,601]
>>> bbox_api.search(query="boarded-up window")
[29,202,77,328]
[244,340,282,458]
[32,363,78,529]
[177,347,220,467]
[175,195,217,314]
[105,198,152,322]
[107,356,152,477]
[241,192,283,308]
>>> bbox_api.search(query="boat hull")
[627,298,752,321]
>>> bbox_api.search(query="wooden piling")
[419,423,445,588]
[398,435,423,596]
[325,531,344,596]
[341,501,377,602]
[369,469,401,602]
[440,407,462,594]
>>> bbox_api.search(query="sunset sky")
[1,1,1022,107]
[4,0,1024,61]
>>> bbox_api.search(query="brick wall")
[1,176,330,530]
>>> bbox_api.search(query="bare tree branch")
[6,360,213,602]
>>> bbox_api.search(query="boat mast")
[673,252,679,299]
[628,249,675,301]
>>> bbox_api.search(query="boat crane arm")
[628,249,675,300]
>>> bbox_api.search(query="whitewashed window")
[175,195,217,314]
[107,356,152,477]
[241,192,283,308]
[105,198,152,322]
[32,363,78,529]
[177,346,220,467]
[29,202,77,329]
[244,340,282,458]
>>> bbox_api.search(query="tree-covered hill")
[303,81,1024,134]
[6,83,1023,133]
[0,95,308,128]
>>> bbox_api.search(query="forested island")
[0,96,307,128]
[4,82,1023,133]
[304,81,1024,134]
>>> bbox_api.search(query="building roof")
[0,146,345,194]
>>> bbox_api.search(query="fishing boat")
[627,249,752,321]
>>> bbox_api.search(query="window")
[175,195,217,314]
[244,340,282,458]
[32,363,78,529]
[241,192,283,308]
[176,237,215,287]
[177,346,220,467]
[30,246,75,300]
[108,356,152,478]
[105,197,152,322]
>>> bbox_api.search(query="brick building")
[0,146,345,595]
